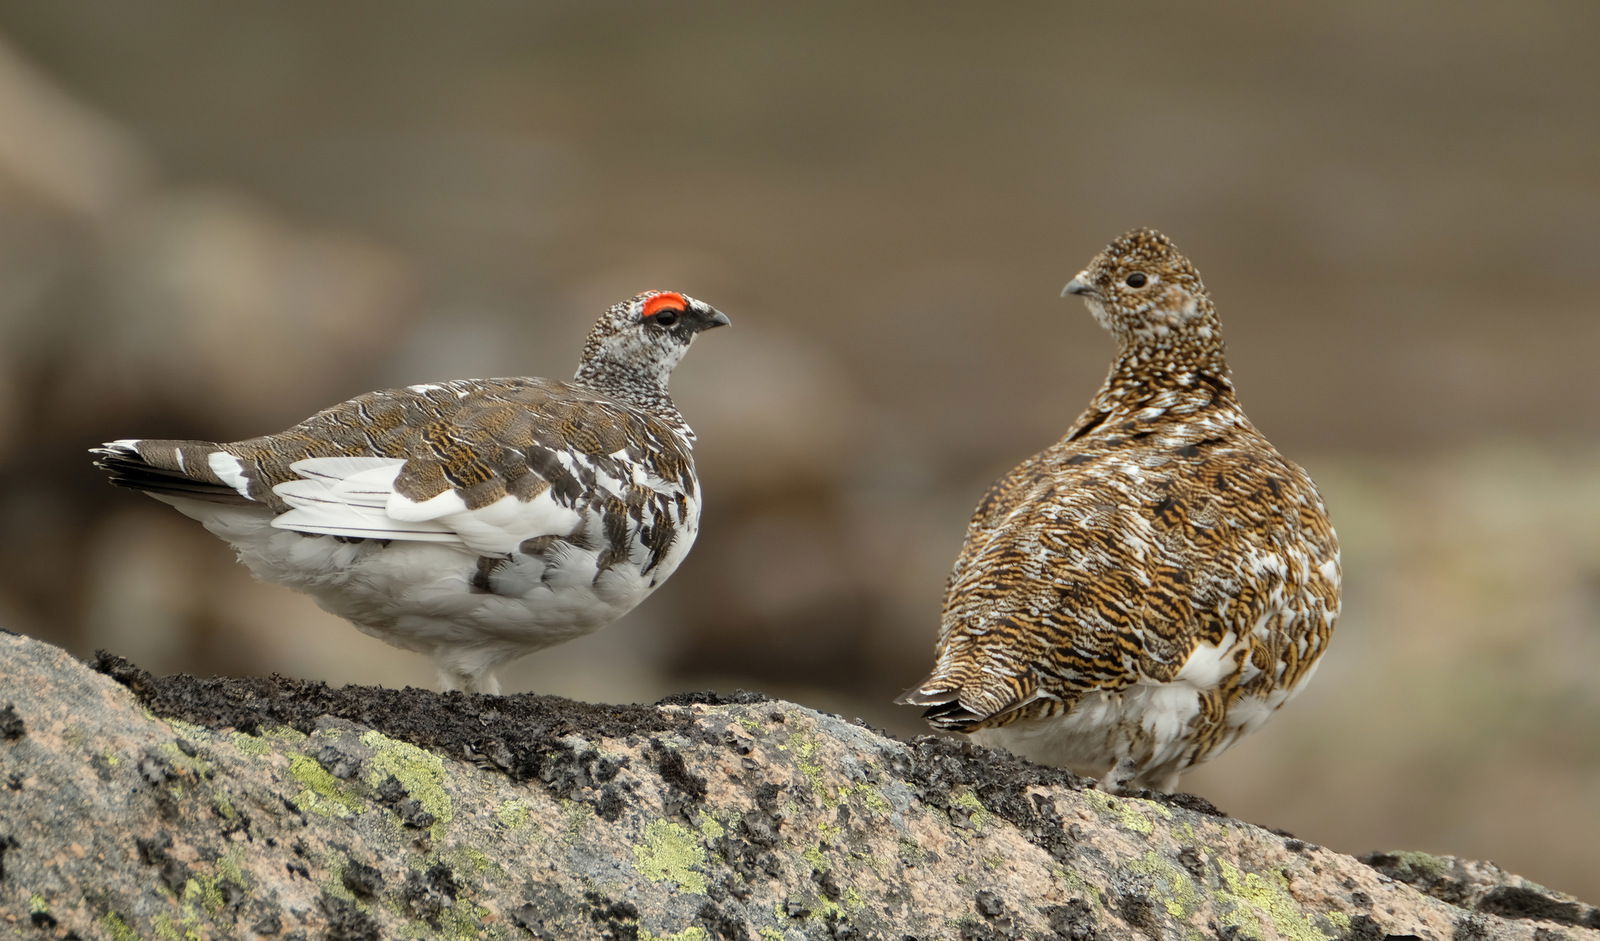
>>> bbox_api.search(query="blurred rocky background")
[0,0,1595,904]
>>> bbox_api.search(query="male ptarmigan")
[93,290,728,694]
[898,228,1340,793]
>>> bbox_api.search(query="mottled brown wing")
[96,378,697,554]
[914,423,1334,731]
[260,378,696,552]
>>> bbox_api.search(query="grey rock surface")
[1,629,1595,940]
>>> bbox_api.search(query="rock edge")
[1,630,1594,940]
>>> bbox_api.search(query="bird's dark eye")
[1125,273,1148,288]
[651,310,681,327]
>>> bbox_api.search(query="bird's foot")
[1096,757,1142,795]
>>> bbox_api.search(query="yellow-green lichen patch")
[210,788,238,821]
[436,899,496,939]
[950,788,994,831]
[641,928,708,941]
[289,753,367,817]
[162,717,212,742]
[172,888,216,937]
[216,846,250,890]
[449,847,502,880]
[759,929,785,941]
[634,820,708,894]
[695,810,726,840]
[156,740,214,787]
[1128,850,1202,918]
[1216,858,1333,941]
[320,855,359,904]
[1053,864,1106,904]
[361,729,453,832]
[231,731,273,757]
[1375,850,1449,880]
[776,889,847,923]
[814,896,847,920]
[1081,789,1157,834]
[152,910,203,941]
[825,777,894,818]
[100,913,140,941]
[29,894,49,916]
[802,844,831,872]
[790,733,829,801]
[846,781,892,816]
[231,724,310,757]
[180,874,229,915]
[496,799,533,830]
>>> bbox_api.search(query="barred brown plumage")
[898,228,1340,793]
[92,291,728,694]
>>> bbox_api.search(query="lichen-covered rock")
[0,630,1594,940]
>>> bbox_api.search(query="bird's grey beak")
[1061,275,1096,298]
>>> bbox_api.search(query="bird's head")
[1061,228,1215,348]
[583,290,731,381]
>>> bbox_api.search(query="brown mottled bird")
[93,291,728,694]
[899,228,1339,792]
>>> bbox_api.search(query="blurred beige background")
[1,0,1596,901]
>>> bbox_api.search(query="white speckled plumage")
[93,291,728,693]
[899,229,1340,792]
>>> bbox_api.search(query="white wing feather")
[272,458,460,543]
[270,455,587,554]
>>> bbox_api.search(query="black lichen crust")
[92,651,693,781]
[0,702,25,741]
[92,650,1228,832]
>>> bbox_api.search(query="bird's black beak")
[692,303,731,330]
[1061,274,1097,298]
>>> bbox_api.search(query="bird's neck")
[573,359,693,440]
[1088,331,1235,417]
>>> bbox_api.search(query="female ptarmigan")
[899,228,1340,792]
[92,290,728,694]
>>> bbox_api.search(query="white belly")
[164,498,696,669]
[979,636,1320,787]
[977,681,1207,779]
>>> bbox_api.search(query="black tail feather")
[918,700,987,732]
[895,680,990,732]
[91,445,251,505]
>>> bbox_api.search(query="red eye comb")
[642,292,688,318]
